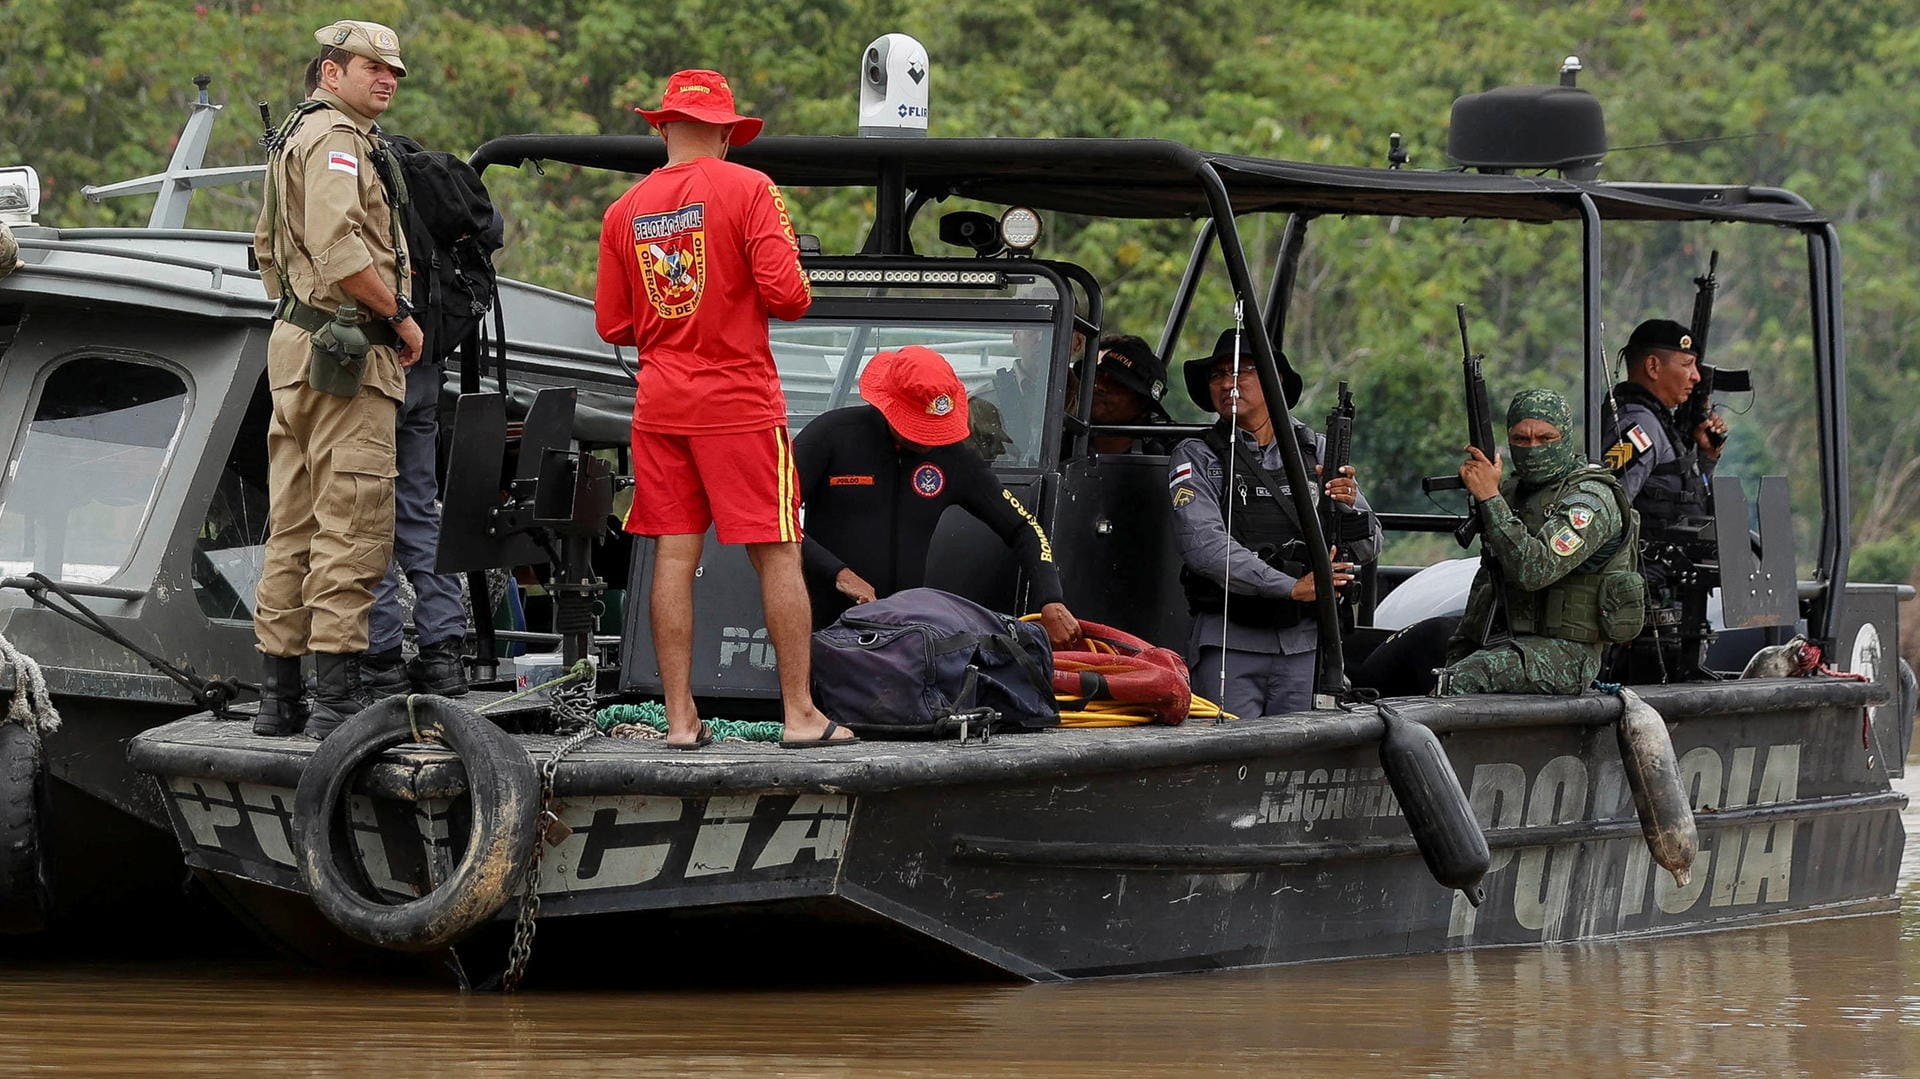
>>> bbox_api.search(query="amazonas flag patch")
[1627,424,1653,452]
[1169,462,1195,489]
[327,151,359,176]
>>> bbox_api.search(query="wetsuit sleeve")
[792,419,848,585]
[958,456,1065,609]
[743,176,811,322]
[1477,481,1624,591]
[594,196,636,347]
[1168,438,1298,600]
[300,127,378,286]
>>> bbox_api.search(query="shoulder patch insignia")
[1172,486,1197,508]
[1568,506,1594,530]
[1550,526,1584,556]
[1169,462,1195,490]
[1627,424,1654,452]
[326,150,359,176]
[1603,439,1636,470]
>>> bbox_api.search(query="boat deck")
[128,677,1891,800]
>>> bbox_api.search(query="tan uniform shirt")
[253,88,406,402]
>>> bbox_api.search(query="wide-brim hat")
[1090,337,1171,420]
[314,20,406,76]
[860,346,971,446]
[636,69,764,146]
[1181,328,1302,413]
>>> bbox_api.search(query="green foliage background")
[3,0,1916,584]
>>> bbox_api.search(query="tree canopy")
[4,0,1917,583]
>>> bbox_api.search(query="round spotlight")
[999,207,1043,251]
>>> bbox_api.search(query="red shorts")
[626,427,802,544]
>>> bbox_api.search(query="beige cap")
[313,20,406,76]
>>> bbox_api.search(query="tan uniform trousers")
[254,322,402,657]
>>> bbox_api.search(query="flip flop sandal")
[666,721,714,751]
[780,719,860,749]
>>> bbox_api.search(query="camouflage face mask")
[1505,388,1581,486]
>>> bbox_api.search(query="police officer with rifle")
[1168,329,1382,719]
[1602,253,1750,680]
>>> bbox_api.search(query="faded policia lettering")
[1445,742,1807,938]
[163,777,849,900]
[632,202,707,319]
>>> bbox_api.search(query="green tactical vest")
[1501,465,1646,644]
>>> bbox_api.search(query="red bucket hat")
[635,69,765,146]
[859,346,971,446]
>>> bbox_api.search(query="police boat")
[126,51,1912,983]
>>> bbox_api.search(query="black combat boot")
[307,652,382,741]
[254,654,308,737]
[362,646,410,699]
[408,637,470,697]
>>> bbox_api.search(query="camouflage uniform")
[1441,390,1640,696]
[0,221,20,278]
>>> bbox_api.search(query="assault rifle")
[1675,250,1751,448]
[1422,304,1507,646]
[1321,381,1362,631]
[1423,306,1498,547]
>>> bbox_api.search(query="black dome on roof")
[1447,85,1606,178]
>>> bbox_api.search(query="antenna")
[80,75,264,229]
[1560,55,1582,87]
[1386,131,1408,170]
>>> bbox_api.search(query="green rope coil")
[594,701,783,743]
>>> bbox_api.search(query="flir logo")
[896,104,928,119]
[719,627,775,670]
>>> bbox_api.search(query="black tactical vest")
[1180,419,1317,628]
[1608,381,1708,536]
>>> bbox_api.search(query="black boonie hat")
[1625,318,1696,354]
[1181,328,1303,413]
[1093,336,1171,419]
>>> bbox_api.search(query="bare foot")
[664,695,706,747]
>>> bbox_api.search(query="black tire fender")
[294,695,538,952]
[0,722,49,934]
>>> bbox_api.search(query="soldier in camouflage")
[1439,389,1644,695]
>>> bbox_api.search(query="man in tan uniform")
[252,19,423,739]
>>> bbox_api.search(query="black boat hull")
[130,678,1908,980]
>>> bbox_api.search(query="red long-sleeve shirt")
[595,157,811,434]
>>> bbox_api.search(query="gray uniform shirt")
[1609,398,1716,504]
[1169,419,1383,659]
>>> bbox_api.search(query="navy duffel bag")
[810,587,1059,738]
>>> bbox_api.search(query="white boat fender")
[295,695,539,952]
[1377,702,1490,905]
[1613,687,1698,888]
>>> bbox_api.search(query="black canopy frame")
[472,133,1852,683]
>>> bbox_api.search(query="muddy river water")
[2,772,1915,1077]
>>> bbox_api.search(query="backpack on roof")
[380,133,503,364]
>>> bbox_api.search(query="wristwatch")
[386,296,415,326]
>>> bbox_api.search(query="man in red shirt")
[596,70,854,748]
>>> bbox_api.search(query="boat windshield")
[773,318,1055,467]
[0,355,188,584]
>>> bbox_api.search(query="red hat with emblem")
[860,346,971,446]
[635,69,765,146]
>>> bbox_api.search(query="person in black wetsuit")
[795,345,1083,647]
